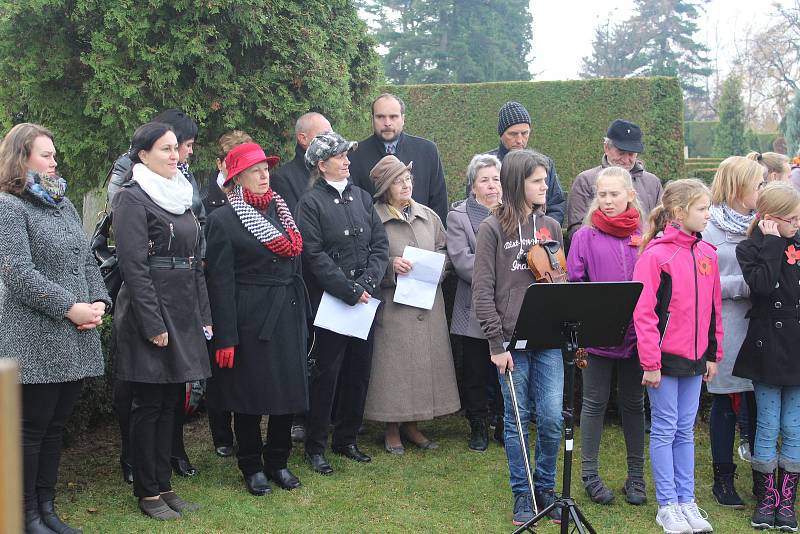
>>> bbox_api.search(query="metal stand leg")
[510,323,597,534]
[505,368,538,517]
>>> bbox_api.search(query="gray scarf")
[709,203,754,236]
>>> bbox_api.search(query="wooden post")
[82,188,106,237]
[0,359,22,534]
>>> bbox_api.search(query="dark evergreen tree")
[785,91,800,157]
[713,75,747,157]
[0,0,382,202]
[580,0,711,97]
[360,0,532,84]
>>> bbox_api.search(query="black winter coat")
[201,176,228,219]
[111,183,212,383]
[270,144,311,213]
[733,227,800,386]
[108,153,208,256]
[295,178,389,310]
[204,202,309,415]
[348,133,449,224]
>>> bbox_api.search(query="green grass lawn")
[56,414,757,533]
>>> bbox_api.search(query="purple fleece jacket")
[567,224,640,358]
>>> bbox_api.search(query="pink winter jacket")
[633,225,724,375]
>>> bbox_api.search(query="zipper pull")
[168,223,174,251]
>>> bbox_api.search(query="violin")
[526,238,588,368]
[526,239,568,284]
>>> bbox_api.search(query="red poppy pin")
[786,245,800,265]
[629,235,642,247]
[535,227,552,241]
[698,256,712,275]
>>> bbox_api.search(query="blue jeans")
[647,374,702,505]
[752,382,800,473]
[498,349,564,496]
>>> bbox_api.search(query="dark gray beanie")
[497,101,531,135]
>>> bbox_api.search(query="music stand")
[504,281,643,534]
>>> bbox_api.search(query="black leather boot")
[712,463,744,509]
[775,469,799,532]
[468,417,488,452]
[39,500,82,534]
[25,506,56,534]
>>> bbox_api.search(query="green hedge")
[339,77,685,203]
[685,121,717,158]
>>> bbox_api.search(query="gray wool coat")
[703,221,753,394]
[364,201,461,422]
[445,200,486,339]
[0,192,109,384]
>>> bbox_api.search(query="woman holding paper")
[295,132,389,475]
[364,155,460,454]
[205,141,309,495]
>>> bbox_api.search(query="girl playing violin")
[566,166,647,507]
[472,149,564,526]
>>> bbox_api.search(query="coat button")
[73,247,80,254]
[776,321,783,328]
[775,301,783,309]
[71,267,79,275]
[291,300,296,306]
[53,211,61,217]
[272,258,277,263]
[417,314,424,321]
[756,340,763,348]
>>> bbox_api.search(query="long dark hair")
[494,149,550,237]
[129,122,175,164]
[151,109,198,144]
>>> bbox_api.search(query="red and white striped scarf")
[227,185,303,257]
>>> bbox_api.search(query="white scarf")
[132,163,194,215]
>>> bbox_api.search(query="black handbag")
[90,209,122,307]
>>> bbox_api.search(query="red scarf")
[591,207,640,238]
[237,186,303,257]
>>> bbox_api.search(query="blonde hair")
[710,156,764,206]
[747,151,790,181]
[217,130,253,193]
[641,178,710,250]
[582,166,643,226]
[0,123,54,195]
[747,182,800,236]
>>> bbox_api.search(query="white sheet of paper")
[393,246,446,310]
[313,291,380,340]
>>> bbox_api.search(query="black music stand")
[505,282,643,534]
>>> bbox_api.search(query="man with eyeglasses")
[482,101,566,224]
[567,119,663,238]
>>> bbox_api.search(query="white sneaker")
[656,503,693,534]
[680,501,713,533]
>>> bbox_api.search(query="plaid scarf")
[228,185,302,257]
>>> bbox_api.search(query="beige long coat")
[364,201,461,422]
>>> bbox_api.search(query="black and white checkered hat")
[497,101,531,135]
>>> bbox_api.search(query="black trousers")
[233,413,292,475]
[21,380,83,510]
[304,327,373,455]
[460,336,505,420]
[130,382,183,497]
[208,407,234,448]
[114,379,190,465]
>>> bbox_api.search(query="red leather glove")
[215,347,235,369]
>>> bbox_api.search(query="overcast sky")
[531,0,792,81]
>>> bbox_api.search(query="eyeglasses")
[771,215,800,226]
[391,175,413,186]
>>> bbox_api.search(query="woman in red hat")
[205,142,309,496]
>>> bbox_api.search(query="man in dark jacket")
[348,93,449,223]
[271,112,332,212]
[484,101,566,225]
[567,119,663,238]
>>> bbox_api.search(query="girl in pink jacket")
[633,178,723,534]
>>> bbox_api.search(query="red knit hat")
[224,143,280,184]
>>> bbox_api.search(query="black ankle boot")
[468,417,488,452]
[25,507,56,534]
[120,457,133,484]
[775,469,799,532]
[751,469,779,530]
[712,463,744,509]
[39,500,82,534]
